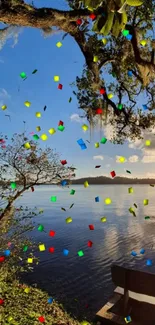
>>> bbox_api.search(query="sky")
[0,0,155,179]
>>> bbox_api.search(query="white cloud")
[141,149,155,163]
[128,155,139,163]
[70,114,82,123]
[93,155,104,160]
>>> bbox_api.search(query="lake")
[16,184,155,321]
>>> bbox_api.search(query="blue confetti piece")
[131,251,137,257]
[63,249,69,256]
[77,138,84,146]
[48,297,53,304]
[126,316,132,322]
[80,144,87,150]
[4,249,11,256]
[127,71,133,77]
[61,180,67,186]
[146,259,152,266]
[143,105,148,110]
[126,34,132,41]
[95,196,100,202]
[140,248,145,254]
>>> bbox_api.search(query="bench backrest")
[111,264,155,298]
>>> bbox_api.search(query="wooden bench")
[96,264,155,325]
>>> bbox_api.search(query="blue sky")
[0,0,155,179]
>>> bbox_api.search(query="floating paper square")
[49,230,55,237]
[104,198,112,204]
[58,125,65,131]
[95,196,99,202]
[56,42,62,48]
[93,56,98,62]
[39,244,45,251]
[36,112,41,118]
[24,142,31,149]
[27,258,33,263]
[24,287,30,293]
[33,134,39,140]
[24,101,31,107]
[50,196,57,202]
[36,126,41,132]
[84,181,89,188]
[101,217,107,222]
[54,76,60,82]
[1,105,7,110]
[143,199,149,206]
[100,137,107,144]
[20,72,26,78]
[82,124,88,131]
[95,142,99,148]
[122,29,129,36]
[128,187,133,194]
[38,225,44,231]
[107,93,113,99]
[63,249,69,256]
[48,128,56,135]
[11,182,16,189]
[66,217,72,223]
[87,241,93,247]
[40,134,48,141]
[145,140,151,146]
[70,189,75,195]
[78,250,84,257]
[124,316,132,323]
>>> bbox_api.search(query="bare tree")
[0,133,75,221]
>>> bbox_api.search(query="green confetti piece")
[58,125,65,131]
[69,97,72,103]
[122,29,129,36]
[145,216,150,219]
[134,203,137,208]
[10,182,16,189]
[50,196,57,202]
[78,250,84,257]
[70,189,75,195]
[100,137,107,144]
[33,134,39,140]
[32,69,38,74]
[126,170,131,174]
[38,224,44,231]
[23,245,28,252]
[112,72,116,77]
[20,72,26,79]
[117,104,123,110]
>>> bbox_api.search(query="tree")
[0,133,75,222]
[0,0,155,143]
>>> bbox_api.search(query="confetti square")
[78,250,84,257]
[49,230,56,237]
[39,244,46,252]
[89,224,94,230]
[49,247,55,253]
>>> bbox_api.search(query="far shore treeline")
[2,176,155,186]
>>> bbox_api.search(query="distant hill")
[71,176,155,185]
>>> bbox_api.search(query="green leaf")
[126,0,143,6]
[83,0,101,9]
[112,17,121,37]
[100,12,114,36]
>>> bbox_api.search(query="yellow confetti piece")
[128,187,134,193]
[8,316,13,322]
[54,75,60,82]
[102,38,107,45]
[82,124,88,131]
[1,104,7,110]
[93,56,98,62]
[27,258,33,263]
[39,244,46,251]
[48,128,56,135]
[140,40,147,46]
[145,140,151,146]
[81,321,89,325]
[101,217,107,222]
[66,217,72,223]
[40,134,48,141]
[84,181,89,188]
[143,199,149,206]
[24,101,31,107]
[95,142,99,148]
[119,156,126,163]
[56,41,62,48]
[35,112,41,118]
[24,142,31,149]
[104,198,112,205]
[36,126,41,132]
[24,287,30,293]
[107,93,113,99]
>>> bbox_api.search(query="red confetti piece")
[76,18,82,25]
[58,84,63,90]
[49,247,55,253]
[0,299,4,305]
[89,225,94,230]
[31,186,34,192]
[61,160,67,165]
[96,108,103,114]
[38,316,45,323]
[87,240,93,247]
[110,171,116,178]
[89,13,96,20]
[100,88,106,95]
[58,120,64,126]
[49,230,56,237]
[0,256,5,262]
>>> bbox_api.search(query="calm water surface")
[16,185,155,320]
